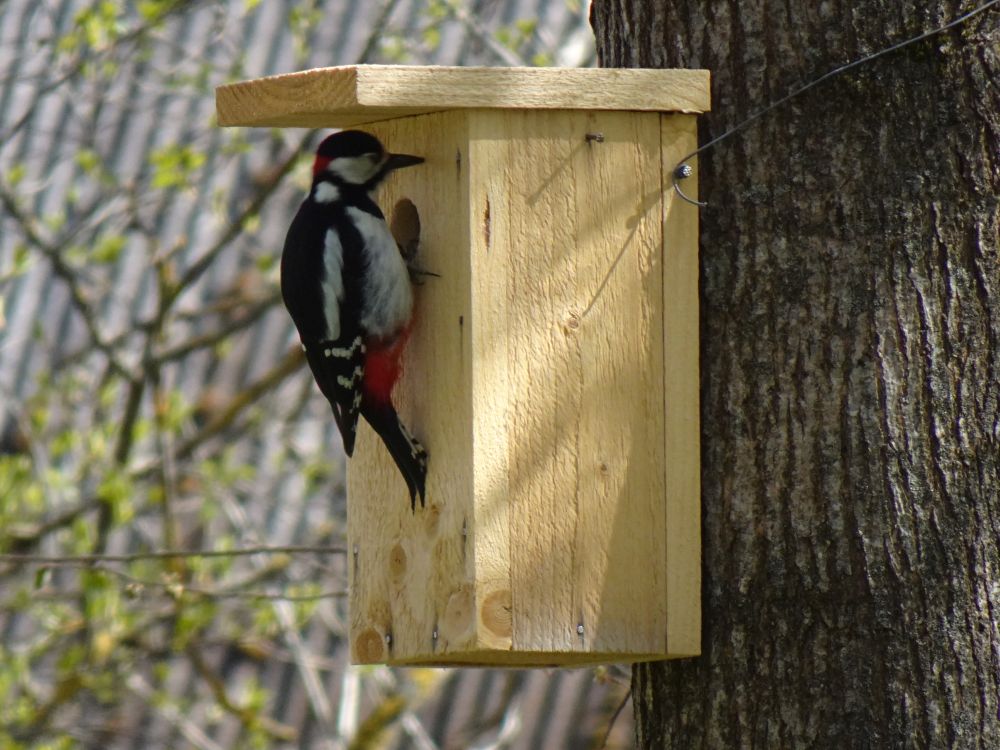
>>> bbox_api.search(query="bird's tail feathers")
[303,343,362,457]
[362,402,428,510]
[332,403,358,457]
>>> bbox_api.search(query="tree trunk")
[591,1,1000,746]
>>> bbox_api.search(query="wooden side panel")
[468,110,669,658]
[348,111,474,664]
[661,114,702,656]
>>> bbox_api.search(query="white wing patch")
[346,206,413,339]
[324,336,363,359]
[322,229,345,340]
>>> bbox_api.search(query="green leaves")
[136,0,182,23]
[62,1,126,53]
[149,144,206,189]
[6,162,26,187]
[96,468,134,525]
[91,234,126,264]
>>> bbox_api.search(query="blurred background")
[0,1,636,748]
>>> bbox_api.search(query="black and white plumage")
[281,130,428,508]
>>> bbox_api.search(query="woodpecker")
[281,130,428,509]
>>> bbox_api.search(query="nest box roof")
[216,65,711,128]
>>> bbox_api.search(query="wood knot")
[481,589,513,638]
[441,585,475,642]
[353,628,386,663]
[422,502,441,536]
[389,543,407,581]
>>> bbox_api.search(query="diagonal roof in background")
[0,1,638,749]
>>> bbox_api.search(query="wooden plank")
[569,110,668,656]
[467,110,668,658]
[389,648,668,667]
[216,65,711,127]
[466,115,514,654]
[660,114,702,656]
[470,110,582,654]
[348,110,475,664]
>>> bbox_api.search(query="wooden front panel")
[468,110,672,660]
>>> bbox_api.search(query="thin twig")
[0,544,345,565]
[80,563,348,602]
[598,688,632,750]
[163,132,315,311]
[153,292,280,363]
[186,642,298,741]
[173,345,305,460]
[444,0,528,67]
[0,181,133,380]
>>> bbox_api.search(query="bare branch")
[163,132,314,312]
[443,0,529,66]
[153,291,281,364]
[0,181,133,379]
[0,544,346,566]
[174,345,305,460]
[598,688,632,750]
[45,563,348,602]
[186,642,298,741]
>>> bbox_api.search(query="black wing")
[303,331,365,456]
[281,200,366,456]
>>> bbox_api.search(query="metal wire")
[672,0,1000,207]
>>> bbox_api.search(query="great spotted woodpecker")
[281,130,428,508]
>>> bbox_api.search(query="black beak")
[385,152,425,171]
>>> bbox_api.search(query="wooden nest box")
[217,65,709,666]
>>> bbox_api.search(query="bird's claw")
[407,265,440,285]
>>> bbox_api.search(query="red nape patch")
[313,156,332,178]
[363,331,410,406]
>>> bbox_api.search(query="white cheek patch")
[322,229,345,340]
[327,153,381,185]
[314,182,340,203]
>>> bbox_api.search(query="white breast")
[346,206,413,339]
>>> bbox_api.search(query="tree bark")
[591,0,1000,746]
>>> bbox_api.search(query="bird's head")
[312,130,424,191]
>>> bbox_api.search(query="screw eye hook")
[672,161,706,208]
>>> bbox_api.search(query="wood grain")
[660,114,701,656]
[348,110,475,664]
[216,65,711,128]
